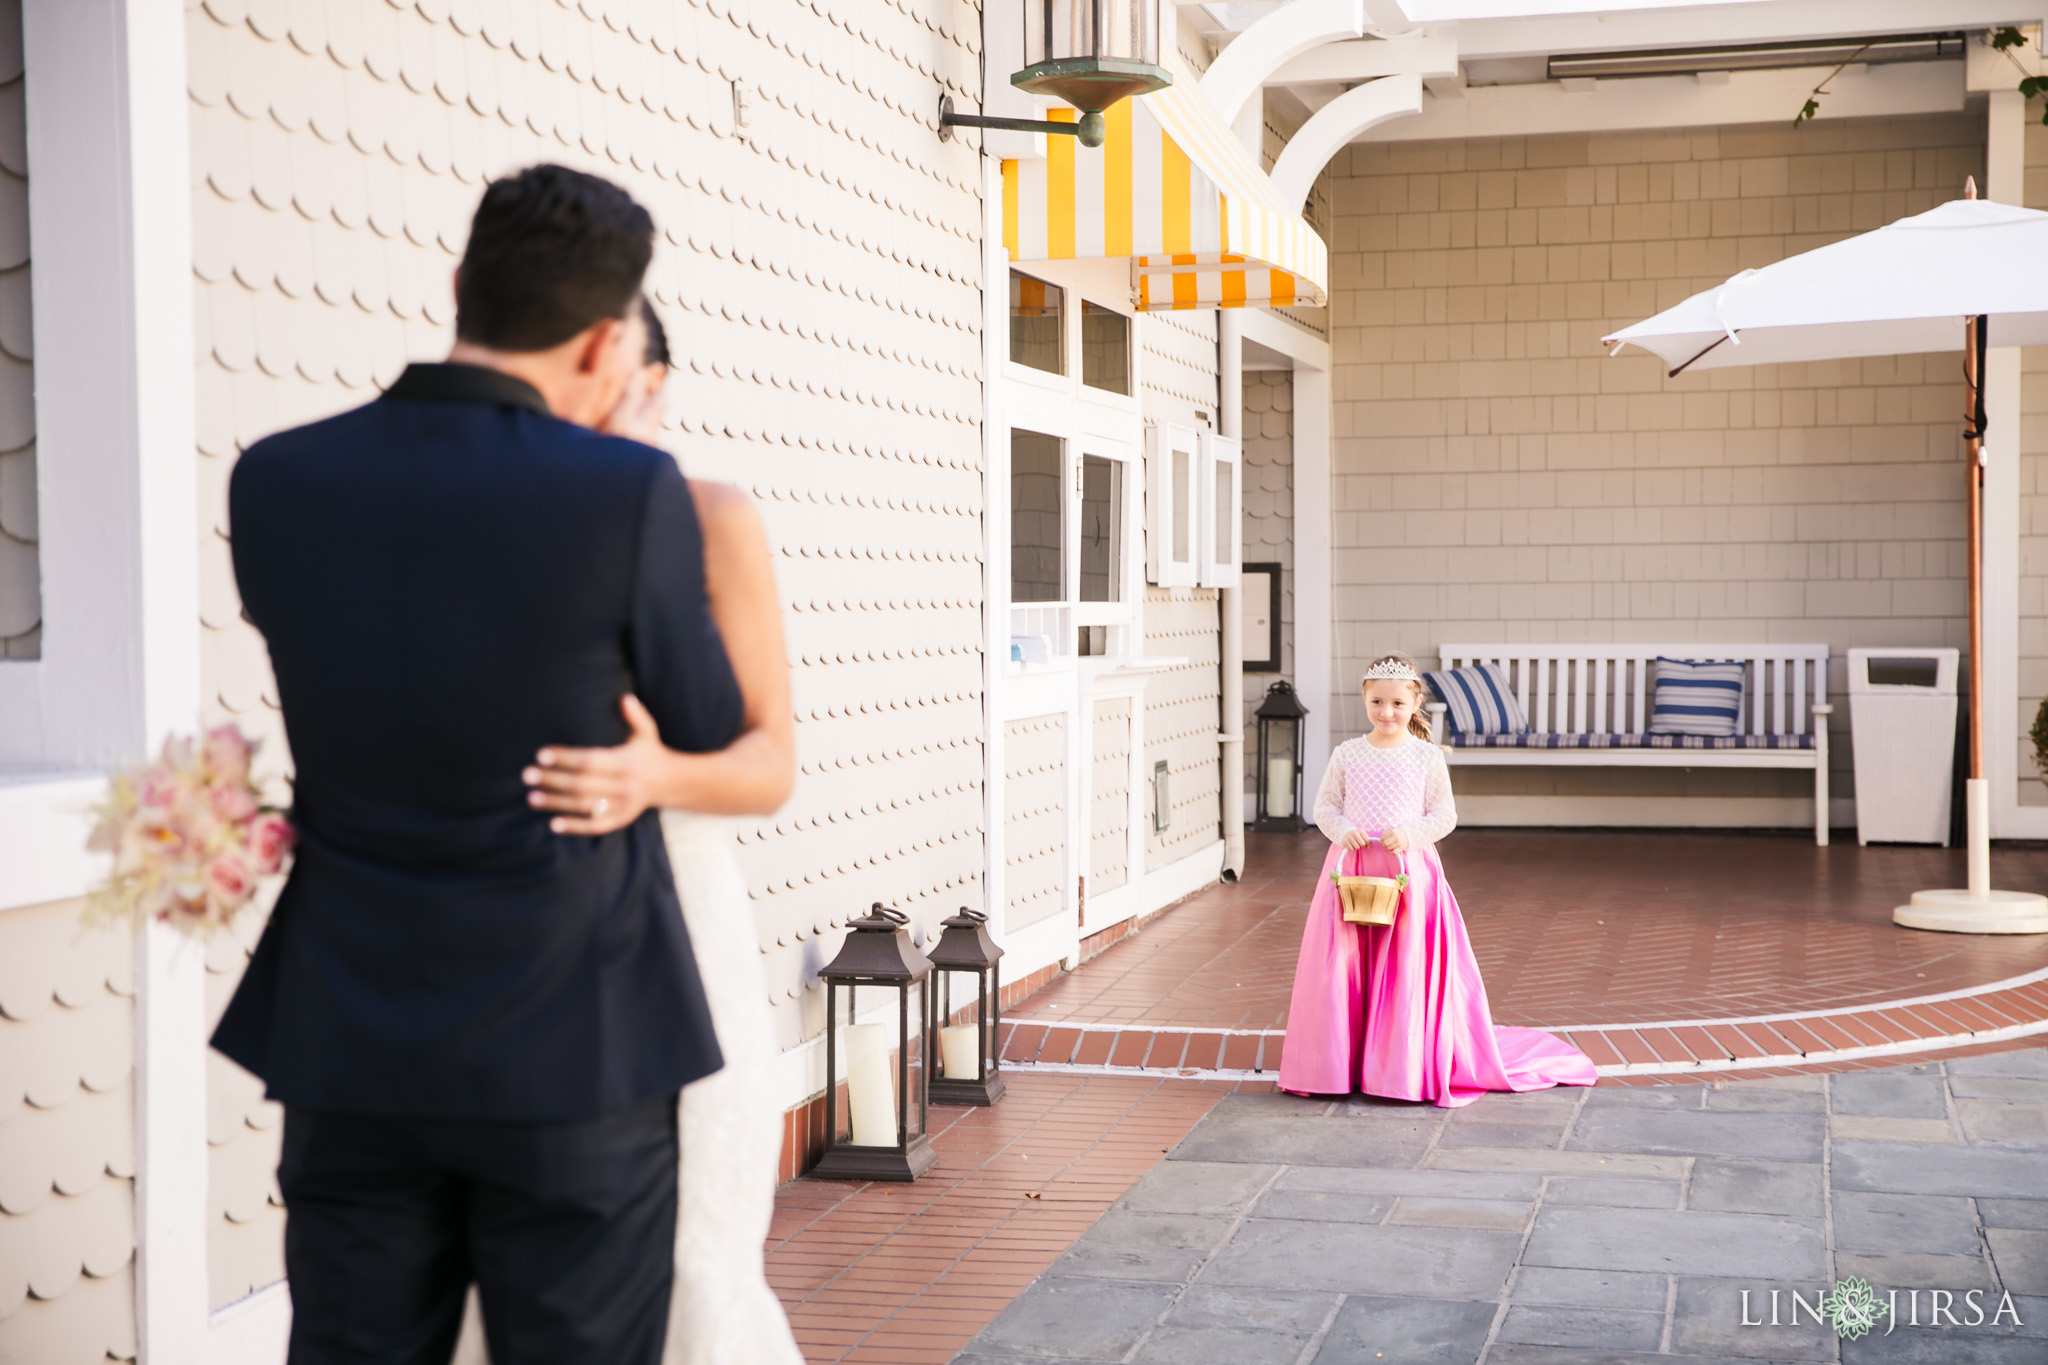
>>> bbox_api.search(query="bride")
[462,303,805,1364]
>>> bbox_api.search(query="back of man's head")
[456,165,654,353]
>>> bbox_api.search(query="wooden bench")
[1428,644,1833,846]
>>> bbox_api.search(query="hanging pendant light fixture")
[941,0,1172,150]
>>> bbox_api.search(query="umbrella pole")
[1893,309,2048,933]
[1966,313,1989,898]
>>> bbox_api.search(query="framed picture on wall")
[1242,562,1281,672]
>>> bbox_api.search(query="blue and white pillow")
[1648,657,1745,737]
[1423,662,1528,737]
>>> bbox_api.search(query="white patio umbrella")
[1604,188,2048,935]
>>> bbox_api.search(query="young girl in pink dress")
[1278,653,1597,1106]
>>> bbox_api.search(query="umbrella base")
[1893,887,2048,935]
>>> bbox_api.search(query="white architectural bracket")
[1270,73,1424,211]
[1267,33,1460,87]
[1199,0,1366,129]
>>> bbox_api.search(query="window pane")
[1010,430,1064,603]
[1215,459,1233,566]
[1171,447,1190,564]
[1081,301,1129,394]
[1009,273,1064,375]
[1079,455,1121,602]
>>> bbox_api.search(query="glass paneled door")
[992,264,1144,976]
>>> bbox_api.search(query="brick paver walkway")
[1003,831,2048,1084]
[1017,831,2048,1028]
[767,1073,1242,1363]
[771,832,2048,1363]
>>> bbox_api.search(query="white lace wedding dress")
[451,812,801,1365]
[657,809,804,1365]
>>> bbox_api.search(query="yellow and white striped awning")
[1002,48,1328,312]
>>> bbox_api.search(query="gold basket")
[1331,842,1407,926]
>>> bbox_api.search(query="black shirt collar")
[382,362,551,417]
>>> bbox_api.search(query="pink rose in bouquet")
[248,814,294,877]
[86,724,294,938]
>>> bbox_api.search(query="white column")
[136,920,210,1364]
[980,160,1010,951]
[1985,87,2036,838]
[1219,312,1245,872]
[19,0,207,1356]
[1294,365,1333,782]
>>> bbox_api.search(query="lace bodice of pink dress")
[1312,735,1457,847]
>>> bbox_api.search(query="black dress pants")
[278,1096,678,1365]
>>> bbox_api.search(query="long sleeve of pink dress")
[1312,738,1457,848]
[1280,734,1596,1107]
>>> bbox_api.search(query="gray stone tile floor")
[954,1049,2048,1363]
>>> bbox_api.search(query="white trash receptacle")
[1848,647,1958,846]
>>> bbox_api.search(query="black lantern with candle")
[1253,680,1309,833]
[925,908,1006,1107]
[809,905,937,1183]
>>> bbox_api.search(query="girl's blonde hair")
[1361,653,1433,742]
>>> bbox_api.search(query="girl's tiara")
[1363,658,1421,682]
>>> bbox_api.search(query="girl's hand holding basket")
[1328,835,1410,926]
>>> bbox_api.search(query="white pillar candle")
[845,1023,897,1147]
[1267,755,1294,819]
[939,1024,981,1080]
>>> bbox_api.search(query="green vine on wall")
[1795,28,2048,128]
[2031,697,2048,783]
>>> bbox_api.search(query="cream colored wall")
[0,0,34,660]
[1241,370,1294,767]
[203,913,283,1310]
[1004,713,1066,931]
[185,0,983,1292]
[0,898,137,1365]
[2016,115,2048,805]
[1088,696,1131,896]
[1139,305,1223,866]
[1326,114,1984,812]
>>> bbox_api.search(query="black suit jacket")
[213,363,744,1122]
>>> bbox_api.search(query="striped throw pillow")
[1422,662,1527,737]
[1648,657,1745,737]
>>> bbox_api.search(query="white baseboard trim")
[208,1280,290,1364]
[1456,794,1858,830]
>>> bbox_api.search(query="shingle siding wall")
[203,912,284,1310]
[1089,696,1130,895]
[1240,369,1293,766]
[186,0,984,1289]
[1326,115,1984,807]
[2016,115,2048,806]
[0,899,137,1365]
[1139,302,1223,863]
[1005,713,1066,931]
[0,0,35,659]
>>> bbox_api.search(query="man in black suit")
[213,165,739,1364]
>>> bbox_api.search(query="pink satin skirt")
[1277,838,1597,1107]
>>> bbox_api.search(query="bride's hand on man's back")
[523,694,671,836]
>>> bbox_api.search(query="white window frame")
[1000,263,1144,679]
[1199,430,1242,588]
[1146,422,1199,588]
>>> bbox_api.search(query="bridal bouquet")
[85,725,294,938]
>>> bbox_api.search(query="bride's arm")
[525,480,796,833]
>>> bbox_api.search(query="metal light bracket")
[939,93,1107,149]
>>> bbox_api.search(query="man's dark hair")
[640,296,671,368]
[455,165,655,352]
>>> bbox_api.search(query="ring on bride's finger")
[592,797,610,818]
